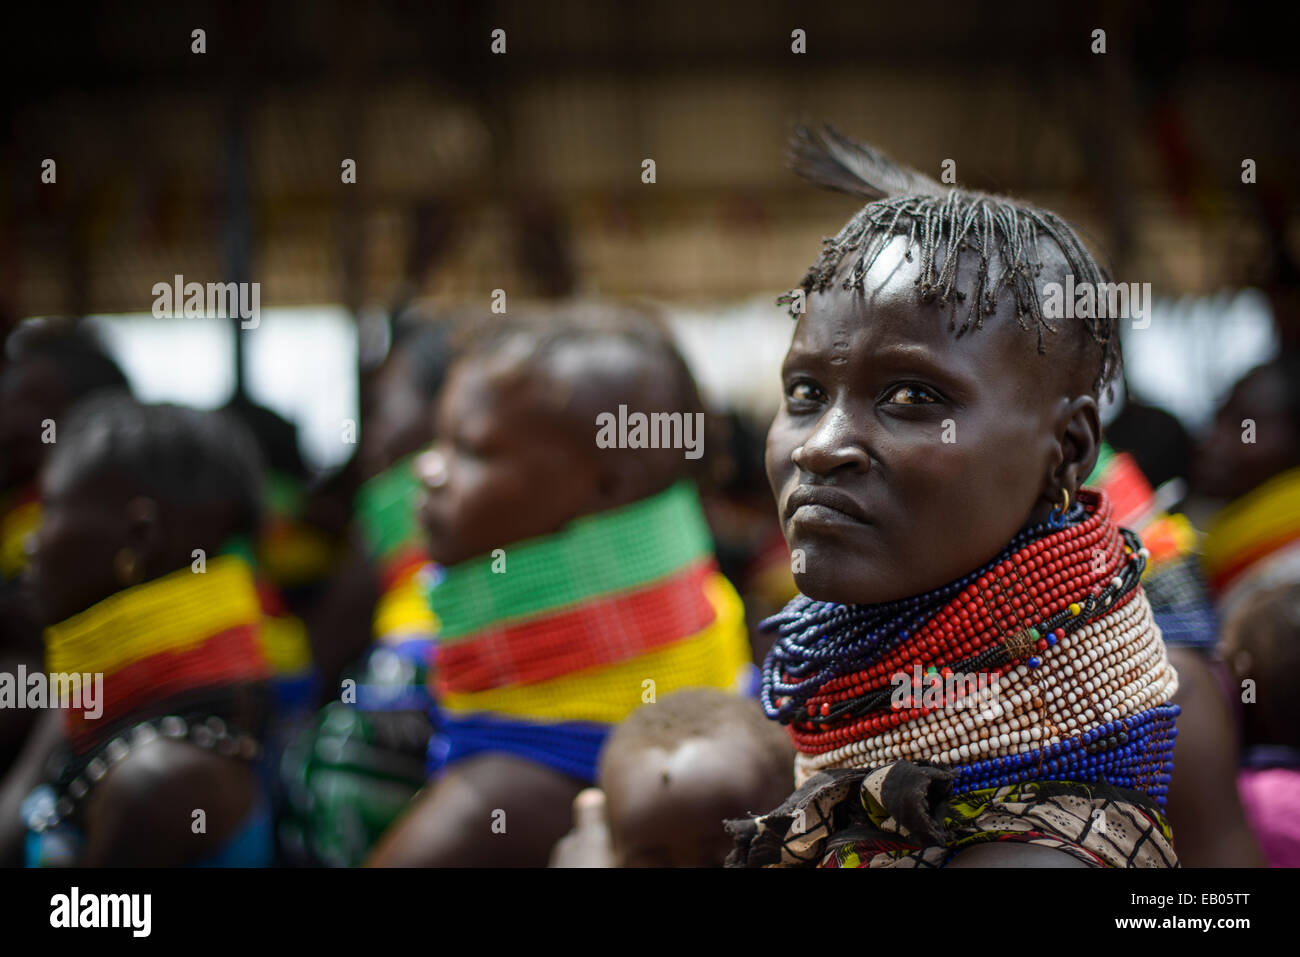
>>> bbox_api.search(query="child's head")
[767,127,1121,605]
[27,395,263,625]
[597,689,794,867]
[1220,581,1300,749]
[415,302,705,566]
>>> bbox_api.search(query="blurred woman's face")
[414,355,603,568]
[26,465,131,625]
[1194,366,1300,501]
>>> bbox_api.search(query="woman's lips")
[789,501,866,528]
[783,485,872,527]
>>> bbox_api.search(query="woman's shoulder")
[80,737,261,866]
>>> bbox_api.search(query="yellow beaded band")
[437,573,750,725]
[45,556,263,677]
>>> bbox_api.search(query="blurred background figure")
[14,397,274,866]
[0,321,130,779]
[1219,583,1300,867]
[278,306,465,867]
[1195,354,1300,620]
[366,305,754,867]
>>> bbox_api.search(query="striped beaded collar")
[43,554,272,750]
[760,488,1181,805]
[423,480,752,782]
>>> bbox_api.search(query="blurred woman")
[20,396,274,866]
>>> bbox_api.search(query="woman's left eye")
[884,384,939,405]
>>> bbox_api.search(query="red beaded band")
[435,557,720,693]
[783,489,1141,754]
[65,624,271,750]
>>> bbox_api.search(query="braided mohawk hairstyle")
[780,125,1122,396]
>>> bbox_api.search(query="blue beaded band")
[947,704,1181,806]
[425,707,608,783]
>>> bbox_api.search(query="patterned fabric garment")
[277,457,436,866]
[727,761,1178,868]
[278,703,430,868]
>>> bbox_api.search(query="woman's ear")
[1056,394,1102,499]
[591,455,644,511]
[122,496,163,575]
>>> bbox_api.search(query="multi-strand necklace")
[760,488,1180,805]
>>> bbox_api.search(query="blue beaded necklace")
[760,503,1084,721]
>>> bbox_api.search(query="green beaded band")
[356,456,424,561]
[218,534,259,568]
[430,480,714,642]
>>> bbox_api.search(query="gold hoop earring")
[1047,487,1071,528]
[114,548,140,587]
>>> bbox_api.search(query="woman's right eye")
[786,380,826,405]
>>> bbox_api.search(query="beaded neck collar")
[427,480,714,642]
[1202,464,1300,602]
[44,554,271,750]
[356,456,425,564]
[424,480,752,782]
[760,495,1092,714]
[354,457,439,654]
[761,488,1181,805]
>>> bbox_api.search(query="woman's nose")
[791,409,870,475]
[414,447,449,490]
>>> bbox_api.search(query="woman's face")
[1194,365,1300,501]
[766,238,1075,605]
[415,354,604,568]
[25,464,131,625]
